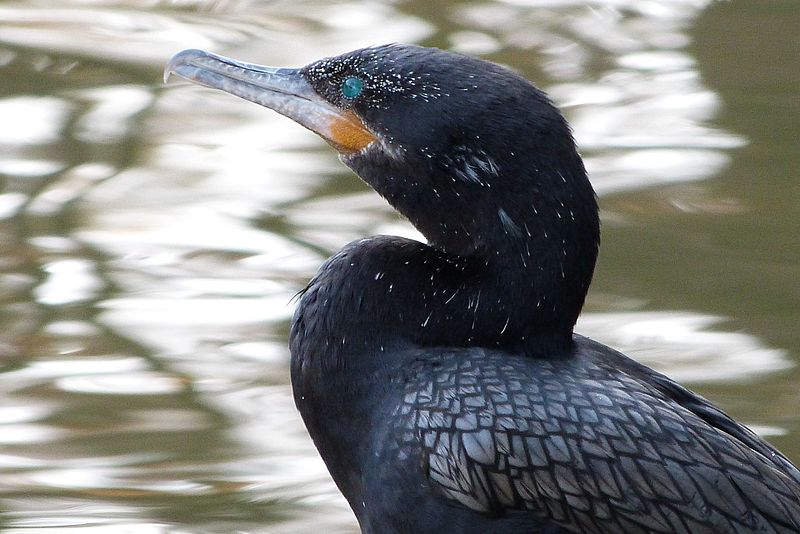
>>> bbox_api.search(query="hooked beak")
[164,49,376,154]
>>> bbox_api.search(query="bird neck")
[343,144,600,356]
[293,210,597,373]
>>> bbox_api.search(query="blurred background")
[0,0,798,532]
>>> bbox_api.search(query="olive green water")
[0,1,798,532]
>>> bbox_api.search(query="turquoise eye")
[342,76,363,99]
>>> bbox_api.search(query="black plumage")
[164,44,800,533]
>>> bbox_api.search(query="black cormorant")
[165,44,800,533]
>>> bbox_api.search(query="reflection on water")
[0,0,798,531]
[578,311,791,382]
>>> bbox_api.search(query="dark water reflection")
[0,0,798,531]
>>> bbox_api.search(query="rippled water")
[0,0,798,531]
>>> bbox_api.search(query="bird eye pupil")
[342,76,363,99]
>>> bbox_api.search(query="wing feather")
[391,344,800,533]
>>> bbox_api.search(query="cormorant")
[164,44,800,533]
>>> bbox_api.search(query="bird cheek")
[327,111,377,154]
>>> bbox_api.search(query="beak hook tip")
[163,48,209,85]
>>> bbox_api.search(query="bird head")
[165,44,596,263]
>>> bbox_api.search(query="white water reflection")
[74,86,154,144]
[0,1,432,66]
[0,97,68,145]
[0,405,51,425]
[3,499,171,532]
[56,373,184,395]
[0,160,65,178]
[2,357,146,383]
[578,311,792,383]
[28,163,116,216]
[0,425,66,445]
[0,193,27,220]
[34,259,103,307]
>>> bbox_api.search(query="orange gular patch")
[327,111,377,154]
